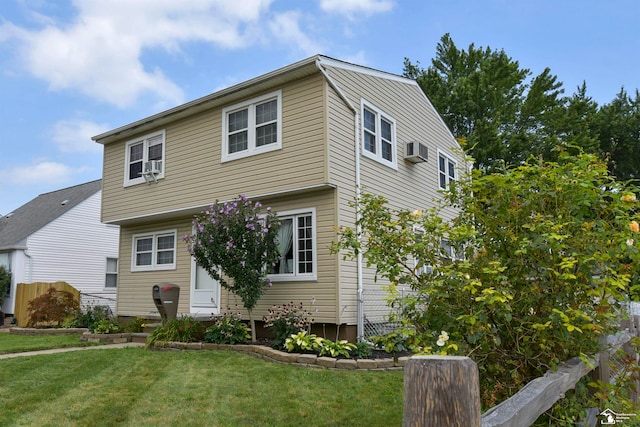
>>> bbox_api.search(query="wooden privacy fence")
[403,316,639,427]
[14,281,80,327]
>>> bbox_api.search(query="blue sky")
[0,0,638,215]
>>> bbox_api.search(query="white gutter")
[315,59,365,341]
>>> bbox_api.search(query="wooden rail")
[403,318,638,427]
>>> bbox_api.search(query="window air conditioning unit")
[142,160,162,183]
[144,160,163,175]
[405,141,428,163]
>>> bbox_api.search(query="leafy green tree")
[184,194,280,342]
[333,151,639,415]
[404,33,565,170]
[596,88,640,182]
[554,82,600,156]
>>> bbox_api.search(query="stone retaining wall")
[152,341,408,370]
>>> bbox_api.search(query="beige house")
[92,55,464,340]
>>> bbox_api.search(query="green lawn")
[0,333,98,354]
[0,347,404,426]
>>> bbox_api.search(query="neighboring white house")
[0,180,120,317]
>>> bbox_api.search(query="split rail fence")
[403,315,640,427]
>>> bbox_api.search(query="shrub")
[123,317,145,333]
[146,316,204,348]
[318,339,357,358]
[92,318,120,334]
[65,305,112,331]
[27,288,79,327]
[333,151,640,412]
[352,341,373,359]
[284,331,323,353]
[284,332,357,358]
[184,194,281,342]
[204,310,251,344]
[263,302,312,349]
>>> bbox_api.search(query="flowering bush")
[263,302,312,349]
[184,194,280,342]
[204,310,251,344]
[333,151,640,417]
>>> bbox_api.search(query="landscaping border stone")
[152,341,405,370]
[6,327,406,370]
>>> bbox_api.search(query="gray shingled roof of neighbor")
[0,180,102,250]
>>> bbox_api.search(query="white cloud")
[268,11,325,56]
[0,161,78,185]
[0,0,274,108]
[51,119,108,153]
[319,0,394,17]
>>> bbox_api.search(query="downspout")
[315,58,364,341]
[24,250,32,283]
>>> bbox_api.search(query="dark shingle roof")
[0,180,102,249]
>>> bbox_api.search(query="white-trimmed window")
[222,90,282,162]
[131,230,177,271]
[438,152,457,190]
[105,258,118,289]
[124,130,165,186]
[361,100,397,169]
[269,208,316,281]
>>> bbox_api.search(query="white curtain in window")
[276,219,293,273]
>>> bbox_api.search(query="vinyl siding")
[326,84,359,325]
[117,219,192,317]
[117,189,341,323]
[25,192,120,313]
[322,65,466,318]
[101,73,327,224]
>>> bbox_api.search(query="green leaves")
[334,151,640,409]
[184,194,280,311]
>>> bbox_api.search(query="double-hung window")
[124,130,165,186]
[269,209,316,280]
[438,152,457,190]
[131,230,177,271]
[222,90,282,162]
[105,258,118,289]
[361,101,397,169]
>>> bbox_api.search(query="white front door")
[190,259,220,315]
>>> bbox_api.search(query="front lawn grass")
[0,348,403,426]
[0,333,98,354]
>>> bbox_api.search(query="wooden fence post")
[403,356,481,427]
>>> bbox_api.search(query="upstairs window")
[361,101,397,169]
[222,90,282,162]
[438,153,457,190]
[269,209,316,281]
[125,131,165,186]
[131,230,177,271]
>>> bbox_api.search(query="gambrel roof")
[0,180,102,250]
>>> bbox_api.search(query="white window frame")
[105,257,118,290]
[221,90,283,162]
[268,208,317,281]
[438,151,457,190]
[131,229,177,272]
[124,130,166,186]
[360,100,397,170]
